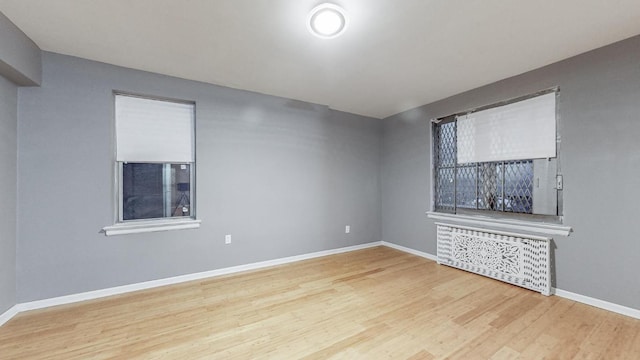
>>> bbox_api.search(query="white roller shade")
[116,95,194,163]
[456,93,556,164]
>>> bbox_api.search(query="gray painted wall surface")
[0,11,41,86]
[0,75,17,313]
[17,52,381,302]
[381,35,640,309]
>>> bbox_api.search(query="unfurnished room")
[0,1,640,359]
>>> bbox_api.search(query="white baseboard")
[382,241,438,261]
[553,288,640,319]
[3,241,639,327]
[383,242,640,320]
[15,241,383,315]
[0,305,19,327]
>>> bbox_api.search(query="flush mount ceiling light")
[307,3,348,39]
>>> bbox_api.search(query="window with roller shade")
[114,94,195,222]
[433,91,561,219]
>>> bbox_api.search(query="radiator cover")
[436,223,551,295]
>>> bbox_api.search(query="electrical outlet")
[345,225,350,234]
[225,234,232,244]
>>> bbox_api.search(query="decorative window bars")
[434,119,538,215]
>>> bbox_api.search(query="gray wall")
[10,31,640,312]
[381,34,640,309]
[0,11,41,86]
[0,10,39,315]
[17,52,381,302]
[0,75,17,314]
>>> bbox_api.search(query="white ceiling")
[1,0,640,119]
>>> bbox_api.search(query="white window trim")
[102,218,201,236]
[426,211,571,237]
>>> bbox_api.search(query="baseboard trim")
[15,241,383,315]
[553,288,640,320]
[0,305,19,327]
[382,241,438,262]
[383,241,640,320]
[4,241,638,326]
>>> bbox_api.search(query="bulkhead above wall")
[0,11,41,86]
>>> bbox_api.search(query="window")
[433,92,561,219]
[103,93,198,235]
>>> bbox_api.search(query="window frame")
[430,89,564,225]
[102,92,200,236]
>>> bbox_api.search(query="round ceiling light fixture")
[307,3,348,39]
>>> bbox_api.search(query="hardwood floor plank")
[1,246,639,359]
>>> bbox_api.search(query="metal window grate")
[434,121,456,213]
[434,120,537,215]
[456,165,476,209]
[478,162,498,210]
[502,160,534,213]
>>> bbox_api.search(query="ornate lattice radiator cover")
[436,222,551,295]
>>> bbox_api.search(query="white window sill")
[426,211,572,237]
[102,219,201,236]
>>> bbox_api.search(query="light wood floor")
[1,246,639,359]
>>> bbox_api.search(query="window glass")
[122,163,192,221]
